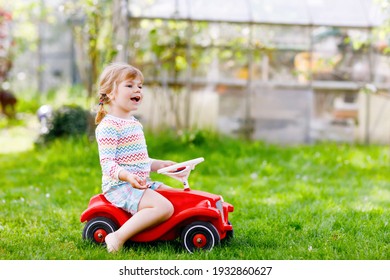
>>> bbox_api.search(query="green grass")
[0,116,40,154]
[0,132,389,260]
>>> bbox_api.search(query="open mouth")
[130,96,141,102]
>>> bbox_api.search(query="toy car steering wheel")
[157,157,204,191]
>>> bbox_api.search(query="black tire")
[181,221,220,253]
[223,220,234,242]
[82,217,118,245]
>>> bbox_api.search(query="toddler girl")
[95,62,175,253]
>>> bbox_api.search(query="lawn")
[0,130,389,260]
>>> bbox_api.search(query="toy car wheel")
[82,217,118,245]
[224,220,233,242]
[181,221,220,253]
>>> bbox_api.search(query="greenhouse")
[114,0,387,144]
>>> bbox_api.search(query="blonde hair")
[95,62,144,124]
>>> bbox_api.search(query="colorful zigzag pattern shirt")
[95,114,151,192]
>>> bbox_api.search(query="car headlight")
[216,199,224,221]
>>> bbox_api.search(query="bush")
[38,104,89,144]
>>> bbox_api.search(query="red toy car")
[80,158,234,253]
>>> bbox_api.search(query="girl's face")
[109,78,143,116]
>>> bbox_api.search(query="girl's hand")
[152,160,189,179]
[151,160,176,172]
[125,173,148,189]
[158,160,176,169]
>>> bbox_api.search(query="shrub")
[38,104,89,144]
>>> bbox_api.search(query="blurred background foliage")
[0,0,390,146]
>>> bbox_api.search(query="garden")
[0,0,389,262]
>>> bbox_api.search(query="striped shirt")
[95,114,151,193]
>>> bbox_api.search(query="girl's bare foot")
[104,232,121,253]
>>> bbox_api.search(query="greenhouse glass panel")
[190,47,217,80]
[361,0,386,26]
[252,25,311,50]
[252,25,311,84]
[250,88,313,144]
[129,0,188,19]
[217,86,248,134]
[310,26,371,82]
[128,0,384,27]
[190,22,215,47]
[188,0,250,22]
[212,23,250,47]
[189,22,251,82]
[126,18,190,81]
[374,55,390,85]
[306,0,370,27]
[268,50,306,83]
[217,49,249,82]
[249,0,310,25]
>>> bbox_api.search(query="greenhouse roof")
[128,0,385,28]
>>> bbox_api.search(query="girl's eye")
[126,85,142,89]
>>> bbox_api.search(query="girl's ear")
[108,91,115,101]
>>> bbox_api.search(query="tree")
[63,0,120,99]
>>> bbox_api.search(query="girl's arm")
[96,124,122,180]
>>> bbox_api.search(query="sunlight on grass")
[0,115,40,154]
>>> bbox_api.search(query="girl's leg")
[105,189,174,252]
[156,183,171,189]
